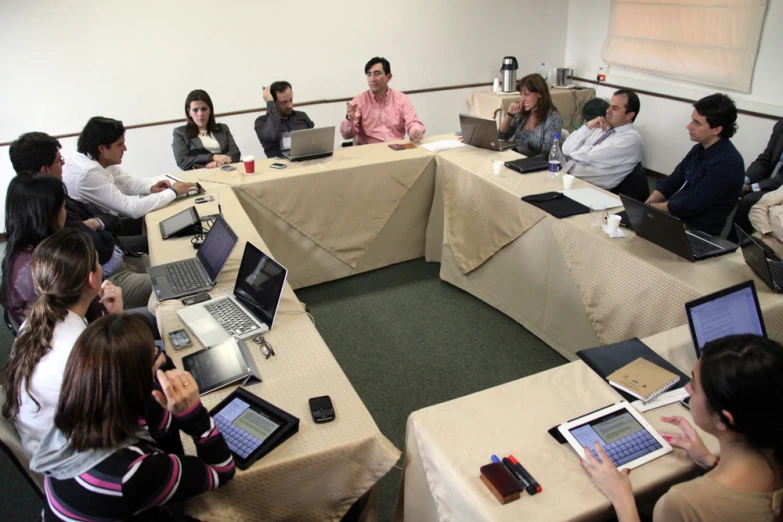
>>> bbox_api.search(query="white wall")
[0,0,570,231]
[565,0,780,175]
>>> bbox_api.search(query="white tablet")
[558,402,671,470]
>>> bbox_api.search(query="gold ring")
[184,382,189,386]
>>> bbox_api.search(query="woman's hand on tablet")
[582,442,639,520]
[660,416,716,469]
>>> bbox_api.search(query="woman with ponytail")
[1,229,122,455]
[582,334,783,521]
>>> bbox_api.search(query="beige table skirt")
[394,336,719,522]
[468,88,596,133]
[426,146,783,360]
[146,188,400,521]
[197,139,438,289]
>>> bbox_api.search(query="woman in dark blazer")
[172,89,241,170]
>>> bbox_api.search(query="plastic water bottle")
[548,133,564,180]
[539,62,546,78]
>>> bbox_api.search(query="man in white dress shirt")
[562,89,644,190]
[63,117,196,235]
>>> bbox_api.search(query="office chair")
[611,162,650,202]
[0,387,45,499]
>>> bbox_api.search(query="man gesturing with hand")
[340,57,425,145]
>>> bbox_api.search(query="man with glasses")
[9,131,153,309]
[340,57,425,145]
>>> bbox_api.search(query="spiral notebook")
[607,358,680,403]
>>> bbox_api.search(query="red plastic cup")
[243,156,255,174]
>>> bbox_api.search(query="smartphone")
[270,163,287,169]
[309,395,335,423]
[168,329,192,350]
[195,195,215,204]
[220,165,236,171]
[388,144,405,151]
[680,397,691,410]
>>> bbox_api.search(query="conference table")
[468,88,596,133]
[146,186,400,521]
[393,328,716,522]
[424,144,783,360]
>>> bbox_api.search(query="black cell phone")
[195,195,215,204]
[388,144,405,151]
[270,163,287,169]
[220,165,236,171]
[309,395,335,423]
[181,292,211,306]
[168,329,192,350]
[680,397,691,410]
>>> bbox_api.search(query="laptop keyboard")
[203,298,260,337]
[167,259,205,293]
[769,260,783,288]
[686,234,720,257]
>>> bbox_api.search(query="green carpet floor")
[0,257,567,521]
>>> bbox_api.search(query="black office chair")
[4,307,18,338]
[611,162,650,202]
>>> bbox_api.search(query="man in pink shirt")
[340,57,425,145]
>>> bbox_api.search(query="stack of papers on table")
[422,140,467,152]
[562,188,622,209]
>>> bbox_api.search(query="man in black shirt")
[646,94,744,237]
[254,81,315,158]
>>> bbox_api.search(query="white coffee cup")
[492,160,504,175]
[607,214,622,234]
[562,174,575,190]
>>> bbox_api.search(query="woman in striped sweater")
[30,314,235,521]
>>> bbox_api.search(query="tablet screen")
[161,207,198,238]
[568,409,661,466]
[183,339,249,394]
[213,397,283,459]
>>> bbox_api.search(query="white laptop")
[178,242,287,347]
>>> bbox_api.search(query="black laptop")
[736,225,783,292]
[504,156,549,174]
[147,215,238,301]
[685,280,766,357]
[620,195,737,261]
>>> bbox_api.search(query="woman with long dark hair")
[583,334,783,521]
[498,73,563,159]
[30,314,235,520]
[172,89,241,170]
[1,173,68,324]
[2,229,120,454]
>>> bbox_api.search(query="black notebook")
[576,338,690,403]
[521,192,590,219]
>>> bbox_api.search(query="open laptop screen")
[685,280,766,356]
[233,243,288,330]
[196,215,238,283]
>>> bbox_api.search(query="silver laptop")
[459,114,516,151]
[147,215,238,301]
[178,242,288,347]
[282,126,335,161]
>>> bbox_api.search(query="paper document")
[422,140,467,152]
[631,388,690,412]
[562,188,623,210]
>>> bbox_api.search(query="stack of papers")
[421,140,467,152]
[561,187,622,209]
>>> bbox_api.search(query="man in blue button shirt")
[646,94,744,237]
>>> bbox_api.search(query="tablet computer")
[182,337,260,395]
[210,387,299,470]
[558,402,671,470]
[160,206,200,240]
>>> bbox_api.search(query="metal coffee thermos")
[500,56,519,93]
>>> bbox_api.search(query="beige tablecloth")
[146,188,400,521]
[426,146,783,360]
[395,335,719,522]
[468,88,596,132]
[197,141,437,289]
